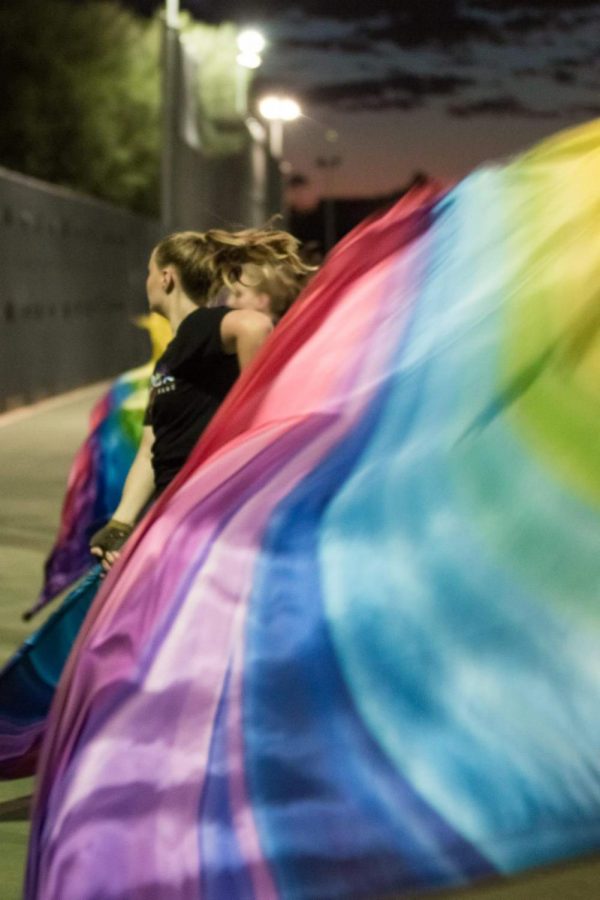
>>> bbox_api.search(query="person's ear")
[162,267,175,294]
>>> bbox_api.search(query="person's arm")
[90,425,155,567]
[110,425,156,525]
[220,309,273,370]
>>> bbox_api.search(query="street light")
[234,29,265,116]
[236,29,265,69]
[236,52,262,69]
[257,95,302,226]
[237,29,266,55]
[258,95,302,157]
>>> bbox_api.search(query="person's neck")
[167,294,201,333]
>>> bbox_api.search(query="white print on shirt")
[150,372,177,396]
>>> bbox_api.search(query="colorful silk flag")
[27,315,171,618]
[27,120,600,899]
[0,316,170,778]
[0,567,102,779]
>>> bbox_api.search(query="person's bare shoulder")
[220,309,273,353]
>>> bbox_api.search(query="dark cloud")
[278,37,376,55]
[499,12,548,33]
[513,51,599,81]
[190,0,599,19]
[299,71,474,111]
[189,0,440,21]
[475,0,597,10]
[448,95,558,118]
[132,1,600,53]
[513,67,538,77]
[552,69,577,84]
[190,2,497,51]
[361,9,506,49]
[369,4,600,48]
[192,1,599,40]
[128,1,599,116]
[554,55,587,67]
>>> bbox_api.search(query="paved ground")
[0,388,598,899]
[0,385,106,900]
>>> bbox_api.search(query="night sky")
[129,1,600,198]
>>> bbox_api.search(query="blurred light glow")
[258,96,283,120]
[237,29,266,54]
[237,51,262,69]
[279,98,302,121]
[258,95,302,121]
[165,0,180,29]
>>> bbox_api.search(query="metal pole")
[269,119,284,159]
[161,1,180,231]
[165,0,179,28]
[324,193,335,252]
[316,155,341,251]
[266,120,285,226]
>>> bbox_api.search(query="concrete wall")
[0,168,160,412]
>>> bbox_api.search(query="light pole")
[315,153,342,252]
[258,95,302,224]
[258,95,302,159]
[235,29,265,115]
[161,0,180,231]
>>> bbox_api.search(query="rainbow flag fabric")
[0,316,171,778]
[0,567,102,779]
[26,120,600,899]
[27,315,171,617]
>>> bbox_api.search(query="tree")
[0,1,161,214]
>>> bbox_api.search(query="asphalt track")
[0,388,598,899]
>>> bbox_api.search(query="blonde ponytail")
[154,227,315,307]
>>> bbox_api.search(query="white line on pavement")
[0,382,110,429]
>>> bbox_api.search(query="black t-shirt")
[144,306,239,493]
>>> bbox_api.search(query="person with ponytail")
[0,225,314,780]
[90,227,313,567]
[225,256,314,322]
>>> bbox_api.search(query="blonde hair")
[154,227,315,311]
[237,259,314,320]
